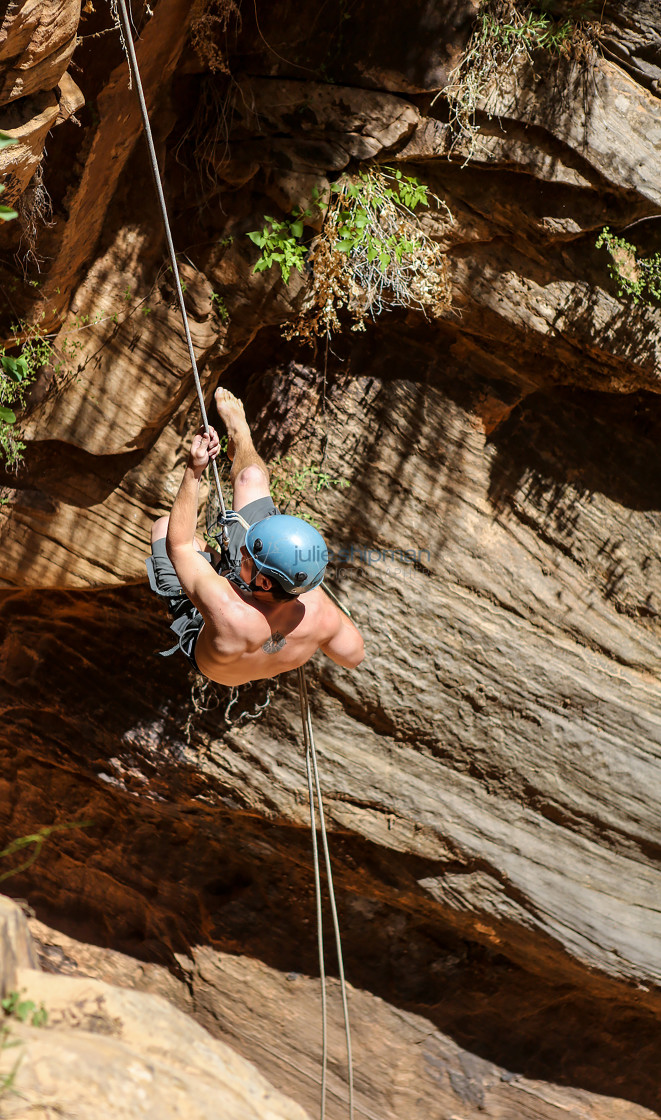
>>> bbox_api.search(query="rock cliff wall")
[1,1,661,1117]
[0,895,312,1119]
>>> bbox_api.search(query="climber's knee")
[233,463,271,510]
[151,516,169,545]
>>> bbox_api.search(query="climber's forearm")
[167,427,219,559]
[166,465,201,558]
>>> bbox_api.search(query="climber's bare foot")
[215,387,268,492]
[215,388,248,441]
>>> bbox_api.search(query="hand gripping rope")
[112,4,354,1117]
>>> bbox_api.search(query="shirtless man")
[146,388,364,686]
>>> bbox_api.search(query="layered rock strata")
[0,2,661,1119]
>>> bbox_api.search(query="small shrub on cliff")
[0,989,48,1101]
[1,992,47,1028]
[211,291,229,323]
[0,352,32,471]
[268,455,350,528]
[0,305,123,470]
[443,0,600,154]
[595,227,661,306]
[0,132,18,223]
[205,446,347,535]
[0,316,56,470]
[248,210,310,285]
[302,167,452,335]
[248,167,452,337]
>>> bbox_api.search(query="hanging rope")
[298,667,354,1120]
[113,0,229,550]
[114,4,354,1116]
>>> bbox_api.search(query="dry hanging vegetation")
[189,0,241,74]
[248,166,453,341]
[301,168,453,337]
[443,0,600,154]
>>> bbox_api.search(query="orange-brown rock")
[0,0,82,203]
[0,0,79,105]
[1,3,661,1120]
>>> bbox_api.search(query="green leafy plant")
[211,291,229,323]
[0,989,48,1101]
[304,166,452,335]
[269,455,350,527]
[1,991,48,1028]
[0,303,124,470]
[248,170,451,337]
[489,9,573,53]
[0,315,57,470]
[0,1024,22,1099]
[11,319,54,379]
[0,352,32,471]
[0,131,18,223]
[595,227,661,305]
[206,448,349,538]
[247,210,310,285]
[0,354,27,447]
[165,265,189,294]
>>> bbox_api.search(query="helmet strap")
[226,559,264,596]
[226,568,252,594]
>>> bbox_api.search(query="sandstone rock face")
[0,1,79,105]
[27,913,661,1120]
[1,2,661,1120]
[0,895,36,994]
[0,0,82,203]
[0,896,311,1120]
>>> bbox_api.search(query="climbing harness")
[113,3,354,1116]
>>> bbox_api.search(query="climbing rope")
[114,5,354,1116]
[298,667,354,1120]
[113,0,229,550]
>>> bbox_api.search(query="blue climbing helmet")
[245,515,328,595]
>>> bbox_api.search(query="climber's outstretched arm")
[166,427,228,613]
[167,426,218,548]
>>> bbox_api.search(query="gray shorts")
[145,496,279,671]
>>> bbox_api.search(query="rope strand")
[113,0,229,548]
[298,666,354,1120]
[299,666,329,1117]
